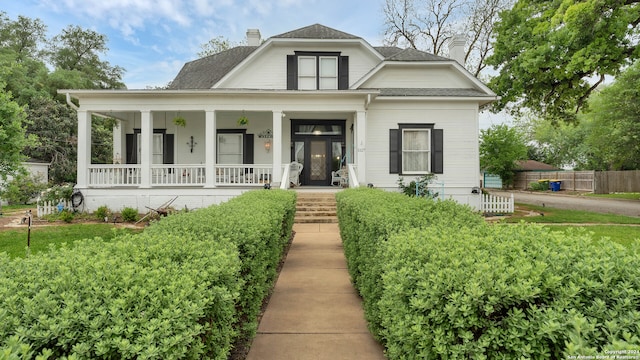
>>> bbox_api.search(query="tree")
[23,96,78,183]
[480,124,528,187]
[382,0,512,76]
[47,25,125,89]
[0,86,33,181]
[577,61,640,170]
[197,36,234,58]
[487,0,640,122]
[0,12,47,61]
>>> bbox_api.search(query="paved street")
[489,190,640,218]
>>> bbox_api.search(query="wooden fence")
[514,171,595,191]
[513,170,640,193]
[594,170,640,194]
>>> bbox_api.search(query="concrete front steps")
[295,192,338,224]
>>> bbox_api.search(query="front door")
[292,120,345,186]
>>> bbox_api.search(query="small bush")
[529,181,548,191]
[397,174,439,198]
[0,173,47,205]
[59,209,74,223]
[120,207,138,222]
[94,205,111,221]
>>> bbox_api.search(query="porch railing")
[89,165,142,186]
[87,164,273,187]
[347,164,359,188]
[151,165,206,186]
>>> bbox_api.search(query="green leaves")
[487,0,640,121]
[480,124,528,187]
[337,188,640,358]
[0,190,296,359]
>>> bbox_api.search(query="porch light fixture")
[187,136,198,153]
[264,140,272,152]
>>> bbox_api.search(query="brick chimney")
[448,34,466,65]
[246,29,261,46]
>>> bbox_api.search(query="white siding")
[364,100,481,208]
[219,43,381,89]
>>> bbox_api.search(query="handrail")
[347,164,359,188]
[280,164,290,190]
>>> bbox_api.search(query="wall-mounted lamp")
[187,136,198,153]
[264,140,272,152]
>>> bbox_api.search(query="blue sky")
[2,0,388,89]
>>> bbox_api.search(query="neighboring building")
[0,159,49,206]
[60,24,497,212]
[515,160,561,172]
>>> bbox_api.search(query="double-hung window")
[287,52,348,90]
[402,128,430,174]
[389,124,443,174]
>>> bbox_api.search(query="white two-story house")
[60,24,497,212]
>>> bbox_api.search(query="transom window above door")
[287,52,349,90]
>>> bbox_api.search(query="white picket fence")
[481,193,514,214]
[37,199,71,217]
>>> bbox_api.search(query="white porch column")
[76,110,92,188]
[356,111,367,184]
[272,110,283,184]
[205,110,216,188]
[112,120,124,164]
[140,110,153,188]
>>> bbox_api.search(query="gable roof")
[383,48,449,62]
[272,23,360,39]
[169,46,258,89]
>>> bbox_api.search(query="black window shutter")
[432,129,443,174]
[126,134,137,164]
[287,55,297,90]
[163,134,174,164]
[243,133,254,166]
[389,129,400,174]
[338,56,349,90]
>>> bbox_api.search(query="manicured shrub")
[146,189,296,339]
[120,207,138,222]
[336,188,484,336]
[0,189,297,359]
[336,188,640,358]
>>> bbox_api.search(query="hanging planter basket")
[237,115,249,126]
[173,116,186,127]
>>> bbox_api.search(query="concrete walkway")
[246,223,386,360]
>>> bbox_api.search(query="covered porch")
[66,90,371,210]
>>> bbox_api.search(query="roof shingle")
[272,23,360,39]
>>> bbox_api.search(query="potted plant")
[173,116,186,127]
[237,115,249,126]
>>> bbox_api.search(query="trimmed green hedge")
[336,188,484,336]
[336,188,640,358]
[0,189,296,359]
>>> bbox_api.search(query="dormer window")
[287,52,349,90]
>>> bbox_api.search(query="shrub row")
[336,188,640,358]
[336,188,484,336]
[0,189,296,359]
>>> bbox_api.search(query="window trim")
[389,124,443,175]
[401,128,431,174]
[287,52,348,90]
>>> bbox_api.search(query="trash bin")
[550,181,561,192]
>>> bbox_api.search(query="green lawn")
[0,224,142,258]
[499,203,640,247]
[505,203,640,224]
[545,225,640,248]
[585,192,640,200]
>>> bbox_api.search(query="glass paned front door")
[310,140,327,182]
